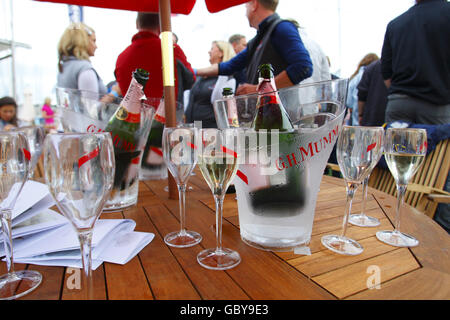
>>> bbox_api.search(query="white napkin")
[9,219,154,270]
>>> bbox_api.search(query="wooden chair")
[326,138,450,218]
[368,138,450,218]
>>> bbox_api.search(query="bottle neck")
[257,77,277,93]
[122,77,145,115]
[257,78,279,106]
[154,100,166,124]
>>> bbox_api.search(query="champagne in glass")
[321,126,384,255]
[197,128,241,270]
[44,132,115,299]
[162,127,202,247]
[0,131,42,300]
[376,128,427,247]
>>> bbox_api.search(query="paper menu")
[12,194,57,227]
[14,231,154,270]
[11,180,51,220]
[11,209,68,239]
[12,219,137,258]
[1,180,156,270]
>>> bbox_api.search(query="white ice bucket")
[213,79,348,252]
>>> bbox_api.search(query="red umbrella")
[36,0,247,13]
[36,0,249,198]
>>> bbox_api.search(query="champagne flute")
[13,126,46,179]
[348,174,381,227]
[44,132,115,299]
[162,126,202,247]
[197,128,241,270]
[0,131,42,300]
[376,128,427,247]
[321,126,384,255]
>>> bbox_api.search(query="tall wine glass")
[0,131,42,300]
[376,128,427,247]
[162,126,202,247]
[44,132,115,299]
[348,174,381,227]
[13,126,46,178]
[197,128,241,270]
[321,126,384,255]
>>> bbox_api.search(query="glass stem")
[78,230,93,300]
[214,194,225,253]
[361,175,370,217]
[0,209,15,274]
[178,184,187,234]
[341,182,357,237]
[394,184,407,233]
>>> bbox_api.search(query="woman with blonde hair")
[185,40,236,128]
[57,22,118,98]
[346,52,379,125]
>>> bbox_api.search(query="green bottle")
[105,68,149,189]
[248,64,305,216]
[252,64,294,131]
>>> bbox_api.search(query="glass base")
[197,248,241,270]
[348,214,380,227]
[164,185,193,192]
[321,235,364,255]
[103,199,137,212]
[164,230,202,248]
[376,230,419,247]
[0,270,42,300]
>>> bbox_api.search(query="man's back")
[115,31,194,101]
[381,0,450,105]
[358,60,388,126]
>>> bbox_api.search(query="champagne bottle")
[142,99,165,172]
[105,68,149,190]
[247,64,305,216]
[222,87,239,128]
[252,64,294,131]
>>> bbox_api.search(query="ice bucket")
[55,87,154,211]
[213,79,348,252]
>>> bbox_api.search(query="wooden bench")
[327,138,450,218]
[369,138,450,218]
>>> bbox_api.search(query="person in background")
[381,0,450,124]
[286,19,330,85]
[228,34,248,85]
[41,97,55,130]
[196,0,312,95]
[0,96,18,131]
[357,60,388,126]
[228,34,247,54]
[346,53,379,126]
[115,12,195,106]
[57,22,119,101]
[326,56,340,80]
[185,41,236,128]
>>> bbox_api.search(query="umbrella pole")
[159,0,178,200]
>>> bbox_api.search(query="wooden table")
[12,170,450,301]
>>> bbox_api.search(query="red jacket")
[115,31,195,101]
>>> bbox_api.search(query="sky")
[0,0,417,110]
